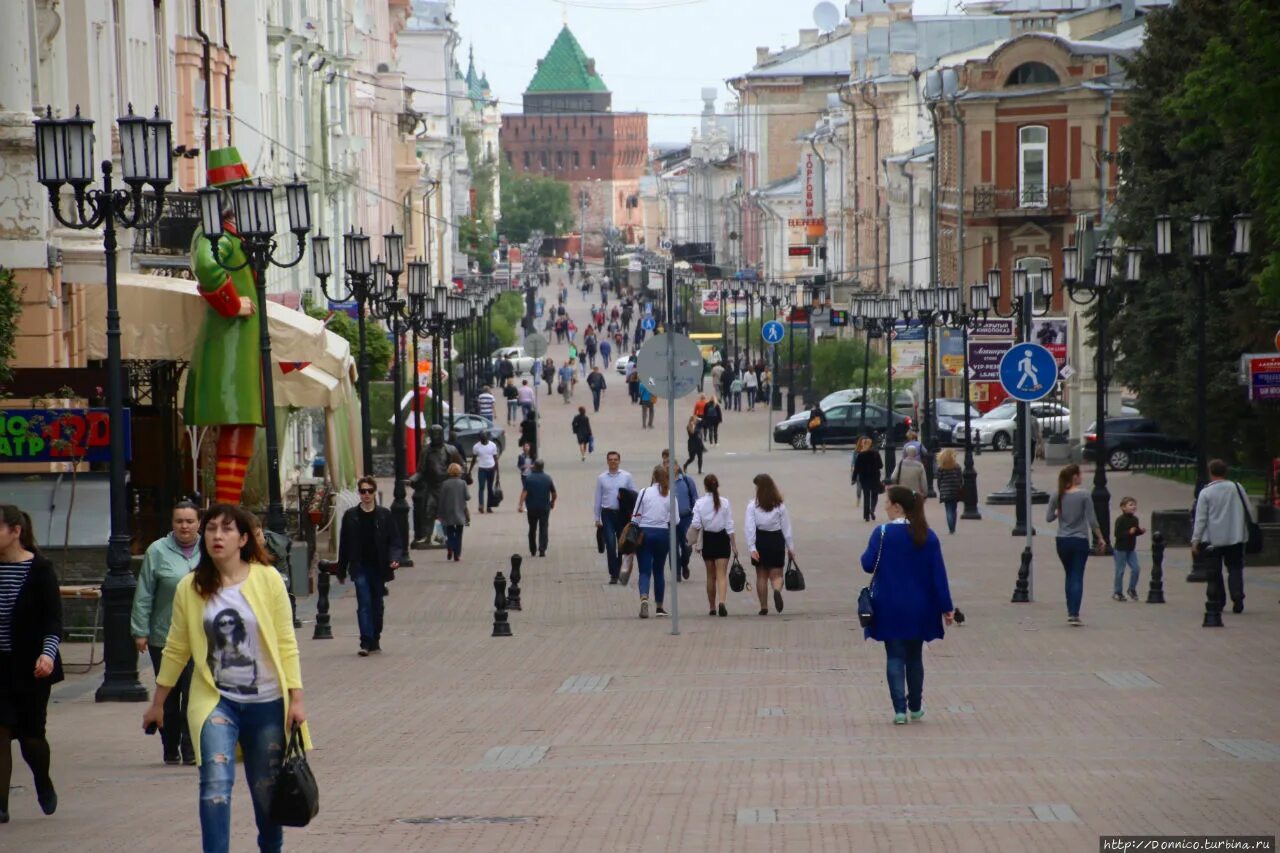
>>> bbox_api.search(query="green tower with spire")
[522,25,612,115]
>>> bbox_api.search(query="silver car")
[953,401,1070,451]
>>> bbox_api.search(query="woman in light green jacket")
[130,501,201,764]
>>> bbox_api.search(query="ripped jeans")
[199,697,285,853]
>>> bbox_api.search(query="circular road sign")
[761,320,785,345]
[637,333,704,399]
[524,333,548,359]
[641,316,657,331]
[998,342,1058,402]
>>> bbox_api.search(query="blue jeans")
[883,639,924,715]
[591,388,602,411]
[352,565,385,649]
[1055,536,1090,617]
[637,526,670,604]
[601,509,622,578]
[943,501,958,534]
[444,524,463,557]
[1113,549,1139,595]
[199,697,285,853]
[477,467,495,509]
[507,400,519,422]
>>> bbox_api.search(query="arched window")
[1015,256,1051,312]
[1019,125,1048,208]
[1006,62,1059,86]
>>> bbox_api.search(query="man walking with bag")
[1191,459,1258,615]
[594,451,636,584]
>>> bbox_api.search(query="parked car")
[953,401,1070,451]
[447,413,506,458]
[615,354,635,375]
[820,387,917,421]
[773,402,911,450]
[925,398,982,446]
[1083,417,1192,470]
[490,347,537,375]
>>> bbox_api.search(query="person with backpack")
[1191,458,1259,616]
[860,486,955,725]
[688,474,737,617]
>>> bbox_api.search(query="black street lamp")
[313,228,377,474]
[1153,212,1250,589]
[762,281,790,413]
[941,284,984,521]
[35,103,172,703]
[971,263,1052,537]
[875,295,900,475]
[901,286,944,497]
[1062,239,1141,552]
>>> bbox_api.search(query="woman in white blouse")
[687,474,737,617]
[744,473,795,615]
[630,465,672,619]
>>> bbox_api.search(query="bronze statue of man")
[410,424,463,547]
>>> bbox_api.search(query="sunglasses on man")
[358,487,376,495]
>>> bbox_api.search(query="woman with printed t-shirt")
[142,504,308,853]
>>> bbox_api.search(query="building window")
[523,151,531,168]
[540,151,548,169]
[597,125,603,138]
[1006,62,1059,86]
[590,151,597,168]
[1019,125,1048,208]
[1015,257,1051,312]
[572,150,580,168]
[531,128,537,141]
[556,151,564,169]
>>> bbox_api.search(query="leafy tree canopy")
[302,293,393,381]
[497,161,574,243]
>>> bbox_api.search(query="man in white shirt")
[1192,458,1256,614]
[476,386,496,422]
[467,432,501,513]
[594,451,636,583]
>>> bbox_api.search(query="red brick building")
[501,26,648,256]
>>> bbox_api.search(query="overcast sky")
[453,0,956,145]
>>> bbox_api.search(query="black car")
[926,398,982,446]
[1083,416,1192,470]
[773,402,912,450]
[448,413,507,459]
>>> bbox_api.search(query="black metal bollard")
[1202,556,1225,628]
[314,560,336,639]
[492,572,512,637]
[507,554,523,611]
[974,430,982,456]
[1011,546,1031,603]
[1146,531,1166,604]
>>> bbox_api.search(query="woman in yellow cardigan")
[142,504,309,853]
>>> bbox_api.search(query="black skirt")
[755,528,786,570]
[702,529,731,560]
[0,652,53,738]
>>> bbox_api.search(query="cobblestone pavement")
[8,292,1279,852]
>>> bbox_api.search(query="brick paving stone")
[8,274,1280,851]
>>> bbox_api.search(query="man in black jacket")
[337,477,398,656]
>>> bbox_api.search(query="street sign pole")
[761,322,786,452]
[665,266,680,636]
[767,344,774,452]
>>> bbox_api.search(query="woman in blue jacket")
[860,486,955,725]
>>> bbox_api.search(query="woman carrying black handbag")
[744,474,795,616]
[859,486,955,726]
[687,474,737,617]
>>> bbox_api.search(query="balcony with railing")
[971,183,1074,216]
[132,191,200,275]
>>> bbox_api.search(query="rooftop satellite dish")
[813,1,840,33]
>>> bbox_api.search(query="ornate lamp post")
[902,284,948,497]
[406,260,430,469]
[971,263,1052,536]
[875,295,900,474]
[940,284,984,521]
[35,103,172,703]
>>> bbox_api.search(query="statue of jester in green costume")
[185,147,263,504]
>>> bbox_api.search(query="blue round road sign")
[641,316,656,331]
[998,342,1058,402]
[761,320,785,345]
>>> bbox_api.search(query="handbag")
[488,467,504,508]
[1236,483,1264,555]
[596,524,607,554]
[728,555,747,593]
[783,555,806,592]
[858,524,886,628]
[269,724,319,827]
[619,490,647,555]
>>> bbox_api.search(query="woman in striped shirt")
[0,504,63,822]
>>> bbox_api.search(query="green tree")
[302,295,393,381]
[1110,0,1280,468]
[460,128,497,274]
[497,160,574,242]
[0,267,23,386]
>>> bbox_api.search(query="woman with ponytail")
[0,504,63,822]
[1046,463,1103,626]
[688,474,738,617]
[860,487,954,726]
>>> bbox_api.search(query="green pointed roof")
[525,26,608,94]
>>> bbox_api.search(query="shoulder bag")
[1236,483,1264,554]
[619,489,647,555]
[784,555,806,592]
[488,465,504,508]
[858,525,886,628]
[728,555,747,592]
[269,724,319,827]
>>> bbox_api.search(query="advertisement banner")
[1032,317,1068,366]
[700,289,721,317]
[1248,355,1280,401]
[970,318,1015,338]
[891,321,926,378]
[967,341,1013,382]
[0,408,131,463]
[938,327,966,377]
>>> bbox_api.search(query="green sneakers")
[893,713,908,725]
[910,709,925,722]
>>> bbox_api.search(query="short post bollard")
[974,430,982,456]
[313,560,335,639]
[1146,531,1166,604]
[1010,546,1031,603]
[1202,555,1224,628]
[507,554,523,611]
[492,572,512,637]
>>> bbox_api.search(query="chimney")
[798,28,819,46]
[756,46,771,65]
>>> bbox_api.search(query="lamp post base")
[1011,546,1032,603]
[1187,550,1215,582]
